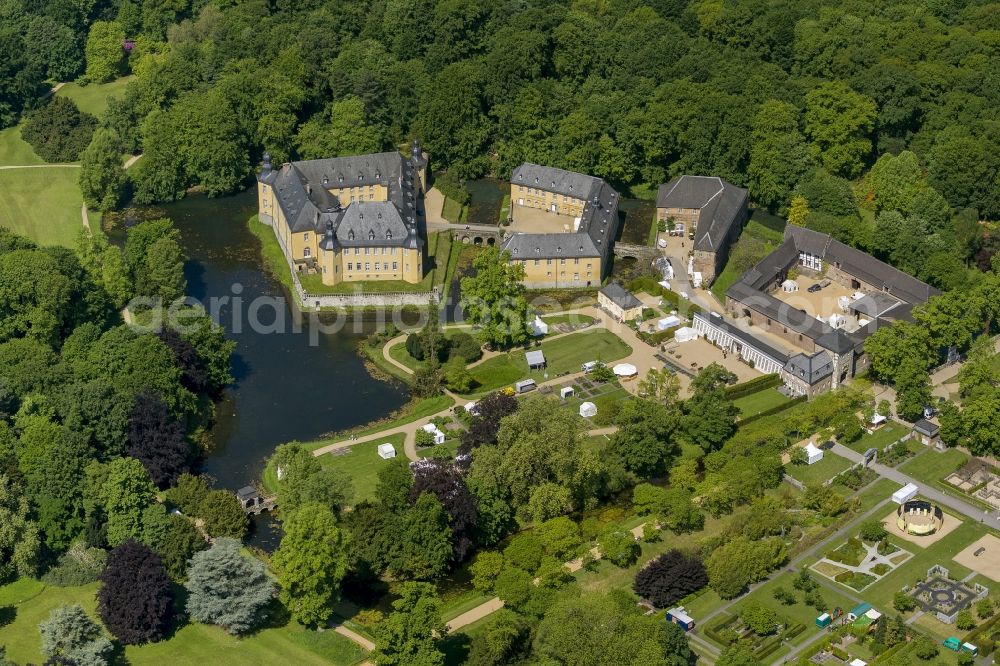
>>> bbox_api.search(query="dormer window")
[348,230,354,241]
[369,230,375,240]
[375,171,380,179]
[358,173,363,181]
[386,230,392,240]
[378,212,383,219]
[338,174,344,182]
[322,176,329,185]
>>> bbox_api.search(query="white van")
[581,361,599,373]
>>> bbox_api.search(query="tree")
[198,490,248,540]
[955,609,976,630]
[0,474,40,582]
[598,529,639,567]
[893,591,916,613]
[76,233,132,309]
[185,538,275,635]
[39,604,113,666]
[296,96,386,159]
[459,247,530,349]
[977,597,994,619]
[459,391,518,453]
[492,566,533,610]
[141,507,206,581]
[409,459,477,560]
[682,365,739,451]
[503,533,544,573]
[867,151,927,213]
[858,520,888,543]
[659,488,704,534]
[95,457,157,547]
[637,368,681,408]
[526,482,572,523]
[20,97,97,163]
[788,195,809,227]
[716,644,761,666]
[740,604,778,635]
[610,398,679,477]
[803,81,877,178]
[535,591,696,666]
[633,550,708,608]
[272,503,348,626]
[391,492,453,580]
[913,635,938,660]
[269,443,353,515]
[98,540,174,644]
[466,608,530,666]
[748,100,812,210]
[142,235,187,303]
[469,551,504,594]
[706,537,787,599]
[375,458,414,512]
[128,392,190,488]
[79,129,126,212]
[84,21,126,83]
[371,582,446,666]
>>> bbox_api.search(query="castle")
[256,140,429,286]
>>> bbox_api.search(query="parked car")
[807,283,823,293]
[923,405,937,419]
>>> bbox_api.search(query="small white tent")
[781,279,798,292]
[657,315,681,330]
[892,483,919,504]
[692,272,703,288]
[870,413,887,427]
[675,326,698,343]
[579,402,597,418]
[530,316,549,337]
[421,423,446,445]
[804,443,823,465]
[560,386,574,399]
[464,401,478,416]
[613,363,638,378]
[828,313,845,329]
[377,443,396,459]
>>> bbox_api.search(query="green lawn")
[318,433,407,503]
[55,76,134,118]
[0,167,84,246]
[498,194,510,223]
[732,388,790,418]
[539,313,596,327]
[787,451,852,487]
[844,421,909,453]
[0,126,44,166]
[441,197,466,223]
[465,329,632,396]
[898,448,970,487]
[0,580,365,666]
[710,218,786,302]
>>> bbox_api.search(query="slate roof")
[848,292,904,319]
[502,164,619,262]
[913,419,940,437]
[259,151,423,250]
[739,239,799,291]
[784,351,834,385]
[599,283,642,310]
[656,176,749,253]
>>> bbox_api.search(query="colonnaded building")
[256,141,429,286]
[501,163,620,289]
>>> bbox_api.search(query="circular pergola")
[896,499,944,536]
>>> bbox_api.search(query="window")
[574,258,579,264]
[547,259,553,265]
[547,271,552,277]
[347,262,353,271]
[354,248,359,255]
[303,248,311,258]
[560,258,565,265]
[369,230,375,240]
[369,193,374,200]
[386,230,392,240]
[587,263,592,269]
[304,233,309,241]
[348,230,354,241]
[560,271,565,276]
[364,247,369,255]
[573,273,579,280]
[534,259,540,266]
[365,263,370,271]
[392,262,398,270]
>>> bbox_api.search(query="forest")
[4,1,1000,248]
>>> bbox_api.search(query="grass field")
[844,421,909,453]
[0,167,84,246]
[787,451,852,486]
[732,387,790,418]
[0,126,44,166]
[318,433,407,503]
[464,329,631,396]
[0,580,365,666]
[55,76,134,118]
[730,570,856,643]
[441,197,466,223]
[898,448,969,485]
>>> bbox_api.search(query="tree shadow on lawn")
[0,604,14,628]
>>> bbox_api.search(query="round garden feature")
[896,499,943,536]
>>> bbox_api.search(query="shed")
[530,315,549,337]
[666,607,695,632]
[598,283,643,322]
[579,401,597,418]
[421,423,446,445]
[658,315,681,330]
[377,443,396,459]
[804,442,824,465]
[892,483,919,505]
[913,418,940,446]
[560,386,574,399]
[236,486,260,510]
[815,613,831,628]
[692,272,703,288]
[674,326,699,343]
[515,379,536,394]
[781,279,799,292]
[848,603,872,621]
[526,350,547,370]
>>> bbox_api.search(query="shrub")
[41,542,107,587]
[978,598,994,619]
[405,333,424,361]
[956,609,976,630]
[773,587,796,605]
[858,519,888,542]
[354,609,384,627]
[434,170,471,206]
[415,429,435,448]
[741,603,778,636]
[448,332,482,363]
[913,635,939,660]
[598,530,638,568]
[893,591,916,612]
[503,534,544,573]
[633,550,708,608]
[21,98,97,162]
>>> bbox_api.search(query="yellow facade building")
[502,163,619,289]
[257,141,428,286]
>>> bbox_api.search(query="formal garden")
[811,523,913,592]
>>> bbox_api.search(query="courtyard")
[770,275,857,328]
[510,204,581,234]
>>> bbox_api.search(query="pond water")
[617,197,656,244]
[131,189,408,549]
[464,178,506,227]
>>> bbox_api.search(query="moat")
[139,188,409,548]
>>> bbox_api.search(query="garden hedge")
[724,373,782,400]
[739,395,807,426]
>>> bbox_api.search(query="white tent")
[804,443,824,465]
[781,279,799,292]
[892,483,919,504]
[850,659,868,666]
[674,326,698,343]
[464,401,478,416]
[852,291,866,300]
[828,313,845,329]
[421,423,446,445]
[560,386,574,399]
[579,402,597,418]
[657,315,681,330]
[870,413,887,426]
[613,363,638,377]
[838,296,852,311]
[692,272,703,288]
[658,280,671,291]
[377,443,396,459]
[530,315,549,337]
